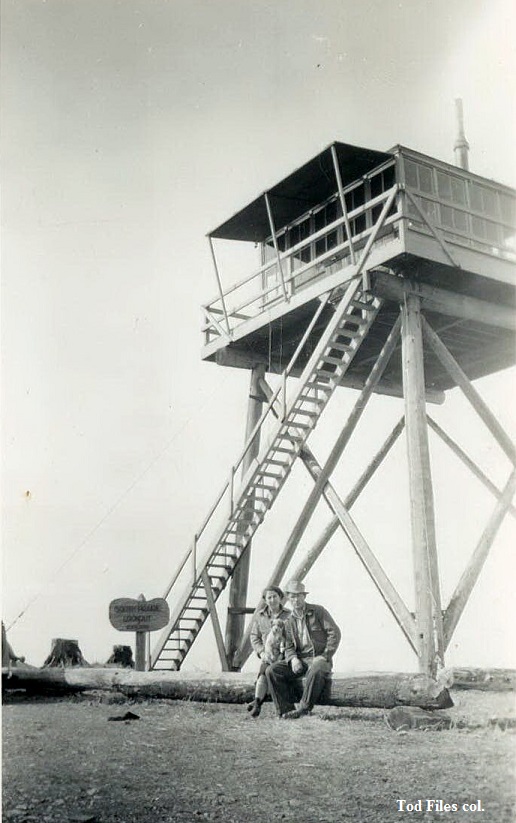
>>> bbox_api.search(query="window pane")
[418,165,434,194]
[421,198,438,223]
[299,218,311,239]
[370,173,383,199]
[440,205,453,227]
[453,209,468,233]
[484,220,500,243]
[289,225,300,248]
[326,200,338,223]
[472,216,486,238]
[500,194,516,223]
[437,172,452,200]
[482,188,498,218]
[470,184,483,212]
[405,160,418,189]
[327,230,338,250]
[451,177,466,205]
[314,209,325,232]
[384,165,395,189]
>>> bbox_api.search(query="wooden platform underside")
[211,267,516,393]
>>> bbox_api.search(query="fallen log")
[2,668,452,709]
[447,667,516,692]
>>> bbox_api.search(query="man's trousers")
[266,656,331,716]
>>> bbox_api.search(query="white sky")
[2,0,515,671]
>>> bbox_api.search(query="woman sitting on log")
[247,586,290,718]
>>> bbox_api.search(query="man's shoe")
[282,707,310,720]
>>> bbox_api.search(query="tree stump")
[43,638,88,668]
[106,645,134,668]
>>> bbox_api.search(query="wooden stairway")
[151,278,382,670]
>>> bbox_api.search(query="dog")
[262,618,286,664]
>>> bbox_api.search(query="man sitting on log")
[266,579,341,719]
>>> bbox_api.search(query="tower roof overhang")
[208,141,393,243]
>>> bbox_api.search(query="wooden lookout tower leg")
[224,364,265,669]
[401,294,444,677]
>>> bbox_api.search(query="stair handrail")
[202,184,400,337]
[159,186,399,607]
[202,165,397,309]
[153,189,400,665]
[159,287,335,601]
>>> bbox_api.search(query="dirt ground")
[2,689,515,823]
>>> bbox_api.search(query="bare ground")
[2,689,515,823]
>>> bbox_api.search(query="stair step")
[283,420,312,430]
[351,299,375,311]
[320,355,348,367]
[279,433,305,443]
[304,379,332,391]
[328,341,353,352]
[152,282,382,671]
[316,366,338,376]
[290,408,320,418]
[255,478,280,489]
[334,328,363,339]
[271,446,298,456]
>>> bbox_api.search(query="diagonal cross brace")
[422,317,516,466]
[427,416,516,520]
[292,417,406,581]
[267,313,402,587]
[233,316,407,667]
[443,468,516,649]
[297,447,417,651]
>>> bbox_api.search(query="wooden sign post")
[109,594,170,671]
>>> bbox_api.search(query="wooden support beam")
[443,468,516,650]
[331,144,356,264]
[422,317,516,465]
[338,374,445,405]
[201,569,230,672]
[371,270,516,332]
[402,294,443,675]
[264,192,289,302]
[214,346,445,404]
[224,365,265,669]
[427,416,516,520]
[404,189,458,267]
[298,448,417,651]
[207,237,231,335]
[232,395,405,670]
[292,417,405,580]
[355,186,399,281]
[267,313,403,587]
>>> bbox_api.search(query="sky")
[2,0,515,672]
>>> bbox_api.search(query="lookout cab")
[152,139,516,678]
[202,142,516,391]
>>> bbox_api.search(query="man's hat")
[284,579,308,595]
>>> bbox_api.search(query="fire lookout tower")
[151,135,516,677]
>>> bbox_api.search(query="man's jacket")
[284,603,341,664]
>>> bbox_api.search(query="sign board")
[109,597,170,633]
